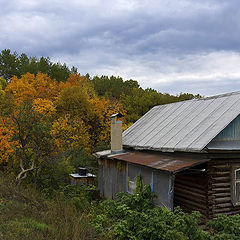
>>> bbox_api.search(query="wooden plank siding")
[98,158,127,199]
[207,159,240,219]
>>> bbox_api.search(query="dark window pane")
[236,169,240,181]
[236,182,240,202]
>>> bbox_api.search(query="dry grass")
[0,173,104,240]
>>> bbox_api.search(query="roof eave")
[123,145,208,154]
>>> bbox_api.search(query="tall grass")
[0,172,104,240]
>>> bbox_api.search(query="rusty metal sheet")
[110,152,210,173]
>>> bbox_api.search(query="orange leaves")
[33,98,56,115]
[31,73,62,101]
[86,96,126,146]
[5,72,61,106]
[63,74,92,89]
[1,72,127,158]
[53,74,126,149]
[0,117,15,164]
[6,74,36,105]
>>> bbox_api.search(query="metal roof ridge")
[197,90,240,101]
[151,91,240,109]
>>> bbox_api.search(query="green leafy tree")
[2,101,55,185]
[0,77,7,90]
[0,49,76,82]
[0,77,7,104]
[91,75,201,124]
[92,186,209,240]
[91,75,139,100]
[0,49,19,80]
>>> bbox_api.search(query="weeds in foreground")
[1,173,240,240]
[0,173,104,240]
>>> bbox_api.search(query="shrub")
[92,186,209,240]
[207,214,240,240]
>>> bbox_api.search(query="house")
[94,91,240,220]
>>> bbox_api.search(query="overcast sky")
[1,0,240,96]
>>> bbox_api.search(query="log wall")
[207,159,240,219]
[174,171,208,220]
[175,159,240,220]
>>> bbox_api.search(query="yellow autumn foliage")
[33,98,56,115]
[0,117,15,164]
[1,72,127,164]
[51,114,91,151]
[5,72,62,106]
[54,74,126,149]
[6,74,36,105]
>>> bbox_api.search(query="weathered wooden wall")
[98,158,126,199]
[174,170,208,219]
[153,170,174,210]
[98,158,174,209]
[207,159,240,219]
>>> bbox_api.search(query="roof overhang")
[94,150,210,174]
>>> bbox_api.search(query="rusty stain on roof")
[110,151,210,173]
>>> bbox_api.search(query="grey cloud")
[154,78,240,96]
[1,0,240,95]
[0,0,237,55]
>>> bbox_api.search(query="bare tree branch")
[16,153,39,186]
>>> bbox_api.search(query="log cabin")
[95,91,240,220]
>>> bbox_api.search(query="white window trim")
[231,167,240,206]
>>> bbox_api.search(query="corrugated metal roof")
[110,151,210,173]
[123,91,240,152]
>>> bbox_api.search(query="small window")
[232,167,240,206]
[128,180,136,194]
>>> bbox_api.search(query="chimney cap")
[111,112,124,118]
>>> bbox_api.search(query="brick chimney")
[111,113,123,153]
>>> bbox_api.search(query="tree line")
[0,49,201,124]
[0,49,77,82]
[0,48,201,187]
[91,75,201,123]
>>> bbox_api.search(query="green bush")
[92,186,209,240]
[92,186,240,240]
[207,214,240,240]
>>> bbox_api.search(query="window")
[232,167,240,206]
[128,180,136,194]
[126,163,140,194]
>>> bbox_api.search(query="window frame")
[231,166,240,206]
[128,179,137,194]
